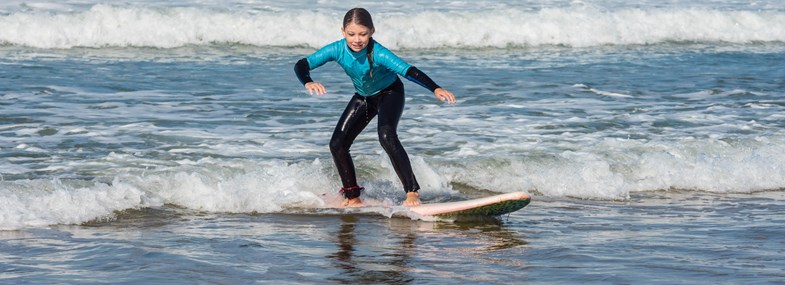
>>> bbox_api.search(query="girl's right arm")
[294,58,326,95]
[294,41,340,95]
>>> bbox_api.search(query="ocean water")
[2,0,785,283]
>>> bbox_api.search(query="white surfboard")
[406,192,531,218]
[307,192,530,219]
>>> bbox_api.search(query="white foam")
[445,136,785,199]
[2,133,785,229]
[574,84,633,98]
[0,162,31,176]
[2,5,784,49]
[0,178,152,230]
[0,155,460,229]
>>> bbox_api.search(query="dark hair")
[343,8,375,78]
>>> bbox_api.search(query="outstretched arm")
[294,58,327,95]
[405,66,456,104]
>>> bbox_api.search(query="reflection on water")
[326,215,416,284]
[1,206,531,284]
[326,214,529,283]
[447,220,529,252]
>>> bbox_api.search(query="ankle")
[340,186,364,199]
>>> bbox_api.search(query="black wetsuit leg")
[329,78,420,195]
[374,79,420,193]
[330,94,376,191]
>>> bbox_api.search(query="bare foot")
[403,192,421,207]
[342,197,363,207]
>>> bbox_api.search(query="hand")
[305,82,327,95]
[434,88,456,104]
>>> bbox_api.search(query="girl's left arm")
[375,44,456,104]
[404,67,456,104]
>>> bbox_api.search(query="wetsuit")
[294,38,441,199]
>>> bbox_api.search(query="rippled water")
[2,0,785,283]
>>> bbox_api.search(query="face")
[341,22,373,52]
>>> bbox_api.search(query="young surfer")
[294,7,456,207]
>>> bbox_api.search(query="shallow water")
[2,190,783,284]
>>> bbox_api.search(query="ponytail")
[366,38,374,79]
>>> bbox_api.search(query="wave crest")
[1,5,784,49]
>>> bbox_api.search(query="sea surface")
[2,0,784,284]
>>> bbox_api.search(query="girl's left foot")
[403,192,421,207]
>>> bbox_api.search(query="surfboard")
[305,191,530,220]
[406,192,531,219]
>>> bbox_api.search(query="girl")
[294,8,456,207]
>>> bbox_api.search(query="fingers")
[435,88,456,104]
[309,83,326,95]
[305,82,327,95]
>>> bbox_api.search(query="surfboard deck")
[407,192,530,218]
[305,192,530,220]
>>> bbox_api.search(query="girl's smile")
[342,22,372,52]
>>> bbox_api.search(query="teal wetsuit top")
[295,38,441,97]
[305,38,411,97]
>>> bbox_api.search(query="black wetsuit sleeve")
[294,58,313,85]
[404,66,441,93]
